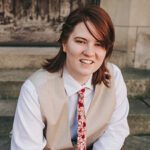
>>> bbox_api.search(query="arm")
[93,64,130,150]
[11,80,46,150]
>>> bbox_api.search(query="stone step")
[122,68,150,97]
[123,135,150,150]
[0,47,58,69]
[0,69,149,100]
[0,117,13,136]
[0,100,16,116]
[0,99,150,149]
[0,47,129,69]
[128,99,150,135]
[0,136,10,150]
[0,135,149,150]
[0,69,34,99]
[0,99,149,137]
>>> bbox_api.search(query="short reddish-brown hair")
[43,5,115,87]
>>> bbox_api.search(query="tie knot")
[78,88,85,99]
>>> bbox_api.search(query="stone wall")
[0,0,149,69]
[101,0,150,69]
[0,0,96,46]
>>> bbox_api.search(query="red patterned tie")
[77,88,86,150]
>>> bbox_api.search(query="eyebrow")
[74,37,87,41]
[74,36,101,43]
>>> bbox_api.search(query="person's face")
[63,21,106,84]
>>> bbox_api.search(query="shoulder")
[28,69,61,88]
[107,62,123,80]
[108,63,127,94]
[107,62,126,89]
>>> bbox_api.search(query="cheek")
[102,51,107,58]
[97,50,106,60]
[66,43,82,57]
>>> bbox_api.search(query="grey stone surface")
[127,27,137,52]
[122,68,150,97]
[0,69,35,82]
[129,99,150,114]
[129,0,150,26]
[0,69,35,99]
[101,0,130,26]
[0,47,58,69]
[134,33,150,69]
[114,27,128,51]
[101,0,150,69]
[123,135,150,150]
[0,99,150,136]
[144,98,150,106]
[128,99,150,135]
[125,51,135,68]
[0,81,22,99]
[110,51,127,68]
[128,114,150,135]
[0,136,10,150]
[0,117,13,136]
[0,135,150,150]
[0,100,17,116]
[0,68,150,99]
[126,79,150,97]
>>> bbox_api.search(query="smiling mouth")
[80,59,94,64]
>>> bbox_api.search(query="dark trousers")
[87,144,93,150]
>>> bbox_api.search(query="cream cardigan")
[29,63,116,149]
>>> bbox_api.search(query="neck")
[65,68,91,85]
[73,75,90,85]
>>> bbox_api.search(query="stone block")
[110,50,127,68]
[123,136,150,150]
[0,69,34,99]
[0,47,58,69]
[128,99,150,135]
[122,68,150,97]
[125,79,150,97]
[128,115,150,135]
[134,33,150,69]
[129,0,150,26]
[0,136,10,150]
[101,0,130,26]
[0,81,22,100]
[0,100,17,116]
[138,27,150,35]
[114,27,128,51]
[0,117,13,136]
[126,51,135,68]
[128,27,137,52]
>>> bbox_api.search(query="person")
[11,5,129,150]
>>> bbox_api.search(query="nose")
[83,45,94,57]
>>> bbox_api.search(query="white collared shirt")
[11,64,129,150]
[63,67,94,127]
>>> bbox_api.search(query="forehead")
[70,21,100,40]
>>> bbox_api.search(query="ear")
[62,43,67,52]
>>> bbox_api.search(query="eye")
[95,42,102,47]
[95,41,105,48]
[75,39,86,44]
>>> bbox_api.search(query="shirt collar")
[63,67,93,97]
